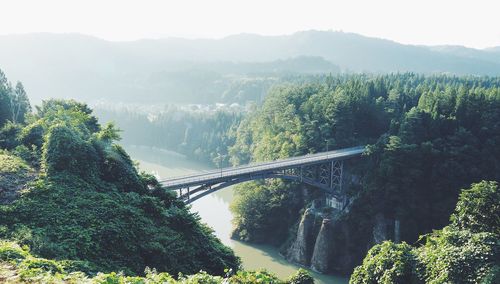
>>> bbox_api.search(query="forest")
[1,69,499,283]
[225,73,500,282]
[0,69,324,283]
[90,73,500,283]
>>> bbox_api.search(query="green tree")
[450,181,499,235]
[350,241,422,284]
[9,82,31,124]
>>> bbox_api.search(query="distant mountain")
[486,46,500,53]
[427,45,500,64]
[0,31,498,104]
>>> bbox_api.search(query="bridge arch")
[161,146,365,204]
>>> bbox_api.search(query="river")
[126,145,348,284]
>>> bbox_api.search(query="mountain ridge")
[0,30,499,103]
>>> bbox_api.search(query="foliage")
[0,241,29,263]
[230,180,304,243]
[450,181,499,235]
[0,70,31,127]
[350,241,422,284]
[0,240,314,283]
[351,181,500,284]
[229,269,282,283]
[227,73,500,272]
[95,107,242,167]
[0,122,22,150]
[0,151,30,174]
[286,268,315,284]
[18,120,44,149]
[417,228,498,284]
[41,123,99,179]
[0,90,240,276]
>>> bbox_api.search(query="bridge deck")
[161,146,365,189]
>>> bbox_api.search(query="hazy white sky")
[1,0,499,49]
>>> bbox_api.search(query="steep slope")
[0,97,240,276]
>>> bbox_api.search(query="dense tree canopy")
[227,73,500,272]
[351,181,499,284]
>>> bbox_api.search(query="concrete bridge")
[161,146,366,204]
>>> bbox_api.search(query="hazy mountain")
[427,45,500,64]
[486,46,500,53]
[0,31,498,104]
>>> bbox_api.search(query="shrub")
[0,241,28,263]
[0,151,29,173]
[417,228,498,284]
[350,241,423,284]
[20,258,63,274]
[229,269,282,283]
[19,121,44,148]
[0,122,21,150]
[286,268,315,284]
[41,124,98,179]
[451,181,499,235]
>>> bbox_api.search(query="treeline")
[226,73,500,277]
[0,70,30,126]
[95,107,243,166]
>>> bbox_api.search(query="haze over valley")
[1,31,500,105]
[0,1,499,283]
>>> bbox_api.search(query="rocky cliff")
[285,204,399,274]
[285,208,318,265]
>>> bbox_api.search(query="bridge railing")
[160,146,364,183]
[162,146,365,187]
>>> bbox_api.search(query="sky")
[1,0,499,49]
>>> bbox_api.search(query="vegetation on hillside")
[0,240,315,283]
[227,74,500,272]
[0,70,240,276]
[350,181,499,284]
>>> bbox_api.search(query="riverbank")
[125,145,348,284]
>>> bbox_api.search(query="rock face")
[310,218,334,272]
[394,219,401,243]
[372,213,389,244]
[286,208,317,265]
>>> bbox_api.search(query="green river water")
[126,145,348,284]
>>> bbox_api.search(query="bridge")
[161,146,366,204]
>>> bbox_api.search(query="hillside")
[0,70,241,276]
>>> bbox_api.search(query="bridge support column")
[330,160,343,192]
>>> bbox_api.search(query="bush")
[19,121,44,148]
[286,268,315,284]
[99,144,145,193]
[20,258,63,274]
[0,240,315,284]
[0,241,28,263]
[351,181,500,284]
[229,269,282,283]
[451,181,499,235]
[0,151,30,173]
[417,228,498,284]
[41,124,98,178]
[0,122,21,150]
[13,145,40,168]
[350,241,423,284]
